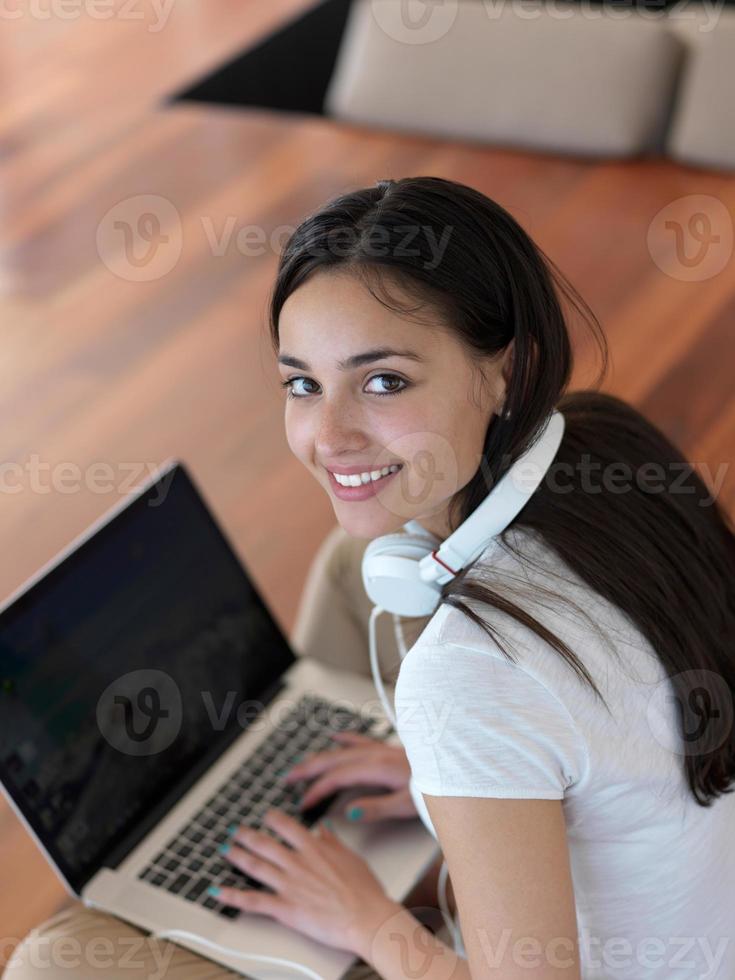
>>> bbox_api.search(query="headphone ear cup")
[361,533,443,617]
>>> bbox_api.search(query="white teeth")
[333,464,400,487]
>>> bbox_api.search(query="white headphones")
[361,409,566,618]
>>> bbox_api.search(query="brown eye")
[366,374,407,397]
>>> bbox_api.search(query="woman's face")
[277,269,510,541]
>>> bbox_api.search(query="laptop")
[0,459,439,980]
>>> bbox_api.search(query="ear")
[493,338,515,413]
[501,338,515,389]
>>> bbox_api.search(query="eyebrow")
[277,347,424,371]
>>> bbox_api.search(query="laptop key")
[184,879,209,901]
[169,873,191,894]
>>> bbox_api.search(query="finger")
[229,824,295,871]
[262,808,317,854]
[213,885,285,919]
[222,843,287,891]
[329,730,379,745]
[284,746,368,784]
[297,762,395,810]
[297,768,359,810]
[343,789,416,822]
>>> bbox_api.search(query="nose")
[314,394,370,461]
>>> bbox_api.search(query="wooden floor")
[1,0,734,957]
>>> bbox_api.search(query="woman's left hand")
[216,808,398,955]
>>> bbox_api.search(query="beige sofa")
[324,0,735,171]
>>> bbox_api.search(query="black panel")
[168,0,354,116]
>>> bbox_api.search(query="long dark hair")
[268,175,735,807]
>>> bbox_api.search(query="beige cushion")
[324,0,685,158]
[663,5,735,55]
[665,10,735,171]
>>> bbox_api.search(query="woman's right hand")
[283,730,418,822]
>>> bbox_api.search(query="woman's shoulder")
[410,523,665,701]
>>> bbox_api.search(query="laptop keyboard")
[137,693,389,918]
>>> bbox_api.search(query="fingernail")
[226,823,238,835]
[323,818,333,829]
[346,807,363,821]
[218,843,231,855]
[207,886,221,897]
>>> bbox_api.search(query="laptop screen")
[0,462,296,893]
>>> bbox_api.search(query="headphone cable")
[151,928,326,979]
[367,605,462,955]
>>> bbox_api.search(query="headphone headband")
[361,410,565,617]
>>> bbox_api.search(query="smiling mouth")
[329,464,403,487]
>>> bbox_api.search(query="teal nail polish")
[219,843,231,855]
[207,886,221,897]
[346,807,363,821]
[226,823,238,834]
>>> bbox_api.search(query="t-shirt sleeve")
[393,642,588,798]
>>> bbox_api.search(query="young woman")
[11,176,734,980]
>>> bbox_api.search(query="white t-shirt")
[393,526,735,980]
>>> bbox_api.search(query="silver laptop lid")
[0,461,295,894]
